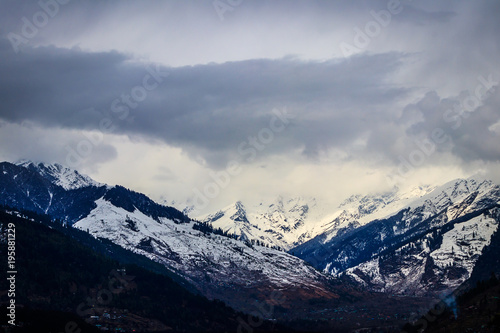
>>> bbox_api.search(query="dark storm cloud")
[0,120,118,169]
[0,38,411,167]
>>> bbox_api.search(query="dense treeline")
[192,220,239,239]
[191,221,284,251]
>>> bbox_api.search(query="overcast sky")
[1,0,499,214]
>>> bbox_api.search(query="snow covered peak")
[196,177,498,251]
[323,185,435,235]
[201,201,248,225]
[231,201,249,222]
[321,179,495,241]
[197,196,328,250]
[399,177,495,215]
[16,161,102,190]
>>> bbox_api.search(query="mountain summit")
[16,160,102,190]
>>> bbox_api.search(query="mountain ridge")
[0,161,351,319]
[292,177,500,298]
[196,184,438,250]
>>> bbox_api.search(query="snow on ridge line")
[16,160,103,190]
[72,197,329,294]
[195,180,480,250]
[356,176,496,227]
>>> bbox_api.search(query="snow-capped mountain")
[198,196,338,250]
[0,161,339,314]
[0,161,186,224]
[72,197,337,313]
[293,177,500,297]
[317,184,436,243]
[16,160,102,190]
[4,160,500,313]
[197,186,435,250]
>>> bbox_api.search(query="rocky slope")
[293,177,500,297]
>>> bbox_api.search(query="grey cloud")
[0,121,118,170]
[401,88,500,163]
[0,38,410,168]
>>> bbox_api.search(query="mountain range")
[2,160,500,331]
[0,161,341,317]
[293,177,500,297]
[196,185,436,251]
